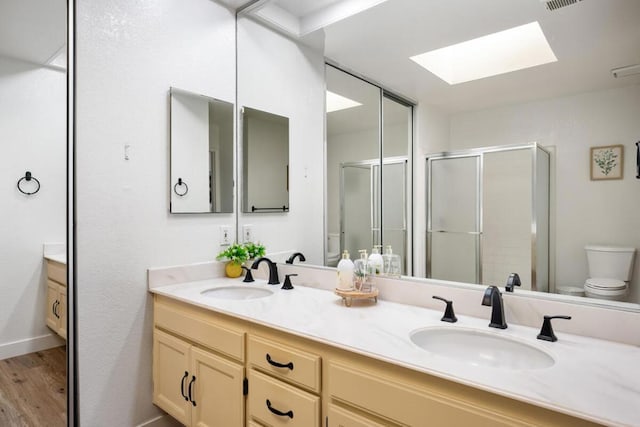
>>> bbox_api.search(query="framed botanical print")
[590,144,624,180]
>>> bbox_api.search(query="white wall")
[448,85,640,303]
[413,105,450,277]
[237,17,325,264]
[76,0,236,424]
[0,56,66,359]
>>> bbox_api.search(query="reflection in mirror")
[326,65,412,273]
[170,88,234,213]
[320,0,640,309]
[241,106,289,213]
[427,144,550,292]
[242,0,640,310]
[0,0,68,423]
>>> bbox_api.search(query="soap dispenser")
[382,245,401,277]
[368,245,383,276]
[336,250,354,290]
[353,250,368,291]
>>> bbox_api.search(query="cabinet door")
[46,280,59,331]
[153,330,191,426]
[58,286,67,339]
[190,346,245,427]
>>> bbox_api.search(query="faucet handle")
[241,266,254,283]
[282,274,297,290]
[537,315,572,342]
[432,296,457,323]
[505,273,521,292]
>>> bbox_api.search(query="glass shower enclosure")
[426,143,550,291]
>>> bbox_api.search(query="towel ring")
[174,178,188,196]
[17,171,41,195]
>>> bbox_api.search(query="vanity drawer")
[47,260,66,286]
[154,298,244,362]
[328,362,532,427]
[327,403,388,427]
[248,335,321,392]
[248,369,320,427]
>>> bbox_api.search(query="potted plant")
[216,242,267,278]
[244,241,266,261]
[216,243,249,278]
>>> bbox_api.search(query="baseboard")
[0,333,65,360]
[136,414,181,427]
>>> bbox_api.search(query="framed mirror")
[241,106,290,213]
[239,0,640,311]
[170,87,234,213]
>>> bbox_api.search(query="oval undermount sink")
[200,286,274,300]
[410,327,555,370]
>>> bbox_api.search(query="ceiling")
[322,0,640,113]
[0,0,66,66]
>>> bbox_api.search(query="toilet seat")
[584,278,628,301]
[585,278,626,290]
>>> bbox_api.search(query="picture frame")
[590,144,624,180]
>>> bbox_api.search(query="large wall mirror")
[238,0,640,311]
[170,87,234,214]
[241,106,290,213]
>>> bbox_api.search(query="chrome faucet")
[482,286,507,329]
[251,257,280,285]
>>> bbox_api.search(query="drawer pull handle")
[188,375,196,407]
[266,353,294,370]
[180,371,188,401]
[266,399,293,419]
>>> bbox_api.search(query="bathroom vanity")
[149,268,640,427]
[45,255,67,340]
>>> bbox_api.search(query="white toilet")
[583,245,636,301]
[326,233,341,267]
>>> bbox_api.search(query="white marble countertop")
[150,278,640,427]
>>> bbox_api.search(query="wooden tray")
[334,287,379,307]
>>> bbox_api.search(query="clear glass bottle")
[353,249,368,291]
[336,250,354,290]
[368,245,383,276]
[382,245,402,277]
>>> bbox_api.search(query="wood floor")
[0,346,66,427]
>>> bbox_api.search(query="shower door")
[427,155,481,283]
[341,158,407,273]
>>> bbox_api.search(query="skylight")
[326,90,362,113]
[410,22,557,85]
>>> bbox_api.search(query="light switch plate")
[220,225,232,246]
[242,225,253,243]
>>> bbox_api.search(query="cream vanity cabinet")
[45,259,67,339]
[153,297,246,426]
[153,295,599,427]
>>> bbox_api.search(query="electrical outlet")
[220,225,231,246]
[243,225,253,243]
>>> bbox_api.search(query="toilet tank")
[585,245,636,281]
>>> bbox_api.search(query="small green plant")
[244,242,266,259]
[216,243,249,265]
[594,148,618,176]
[216,242,266,265]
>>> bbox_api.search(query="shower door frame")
[425,142,550,290]
[340,156,408,272]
